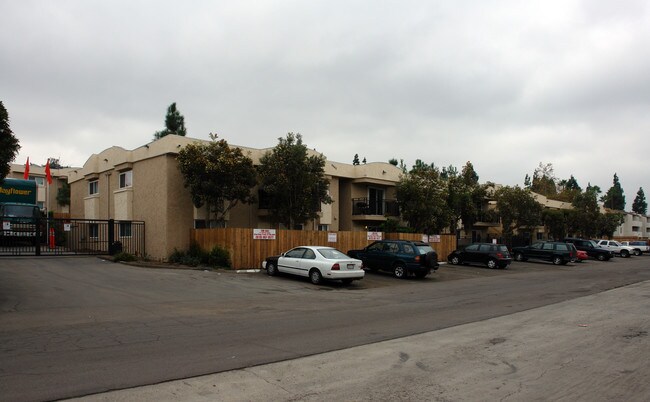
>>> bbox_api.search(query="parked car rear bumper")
[325,270,365,280]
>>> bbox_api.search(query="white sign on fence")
[3,221,10,230]
[64,223,71,232]
[367,231,383,241]
[430,234,441,243]
[253,229,277,240]
[422,235,429,243]
[328,232,337,243]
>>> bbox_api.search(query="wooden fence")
[190,229,457,270]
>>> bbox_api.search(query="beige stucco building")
[67,135,404,260]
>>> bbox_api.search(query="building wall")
[65,135,405,260]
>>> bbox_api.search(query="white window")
[119,170,133,188]
[89,180,99,195]
[30,176,45,186]
[317,224,329,231]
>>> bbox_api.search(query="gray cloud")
[2,0,649,207]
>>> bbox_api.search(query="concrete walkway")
[71,281,650,401]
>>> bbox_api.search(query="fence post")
[35,216,41,256]
[108,219,114,254]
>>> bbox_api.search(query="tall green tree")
[445,161,485,233]
[396,162,450,234]
[493,186,543,244]
[632,187,647,214]
[0,101,21,181]
[555,175,582,202]
[352,154,360,165]
[56,181,70,207]
[597,213,624,238]
[601,173,625,211]
[542,209,568,240]
[571,185,602,238]
[530,162,557,197]
[177,134,257,225]
[258,133,331,229]
[154,102,187,140]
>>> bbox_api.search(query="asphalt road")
[1,255,650,401]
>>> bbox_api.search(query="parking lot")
[2,255,650,401]
[262,254,638,289]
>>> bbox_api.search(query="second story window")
[89,180,99,195]
[119,170,132,188]
[30,176,45,186]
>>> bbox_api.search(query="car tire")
[309,269,323,285]
[486,259,497,269]
[266,262,278,276]
[633,249,641,256]
[596,254,606,261]
[514,252,526,262]
[393,264,407,279]
[552,256,563,265]
[621,250,630,258]
[341,278,353,285]
[450,256,460,265]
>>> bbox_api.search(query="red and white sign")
[367,231,383,241]
[430,234,441,243]
[253,229,277,240]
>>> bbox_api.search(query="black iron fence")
[0,217,145,257]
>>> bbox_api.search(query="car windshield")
[416,244,434,254]
[317,248,349,260]
[497,245,508,252]
[589,240,600,247]
[610,241,621,246]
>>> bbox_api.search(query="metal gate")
[0,217,145,257]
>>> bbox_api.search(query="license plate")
[347,264,355,270]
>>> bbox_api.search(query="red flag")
[24,157,30,179]
[45,159,52,185]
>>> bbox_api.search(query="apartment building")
[66,135,403,260]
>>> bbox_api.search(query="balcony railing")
[352,198,399,217]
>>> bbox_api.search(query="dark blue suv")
[347,240,439,279]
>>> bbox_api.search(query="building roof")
[67,134,403,184]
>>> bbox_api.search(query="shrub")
[168,248,185,264]
[113,252,137,262]
[207,245,231,268]
[167,244,230,268]
[180,255,201,267]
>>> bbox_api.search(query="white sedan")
[263,246,364,285]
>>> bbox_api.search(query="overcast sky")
[2,0,649,208]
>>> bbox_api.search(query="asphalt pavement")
[70,279,650,402]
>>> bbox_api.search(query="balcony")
[473,211,501,227]
[352,197,399,220]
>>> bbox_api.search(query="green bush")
[168,244,230,268]
[180,255,201,267]
[207,245,231,268]
[113,252,137,262]
[168,248,185,264]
